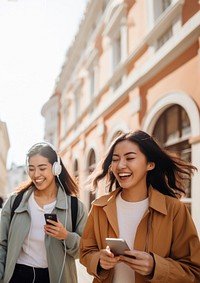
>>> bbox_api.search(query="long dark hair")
[17,143,78,196]
[92,130,197,198]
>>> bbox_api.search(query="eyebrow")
[113,151,136,156]
[28,164,48,168]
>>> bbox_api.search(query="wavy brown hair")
[91,130,197,198]
[17,143,79,196]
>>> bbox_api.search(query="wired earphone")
[26,141,67,283]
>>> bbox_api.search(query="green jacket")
[80,187,200,283]
[0,186,88,283]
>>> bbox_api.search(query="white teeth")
[36,179,44,183]
[119,173,131,177]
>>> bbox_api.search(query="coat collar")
[55,187,69,210]
[93,186,168,216]
[148,186,167,215]
[92,189,120,206]
[14,185,69,213]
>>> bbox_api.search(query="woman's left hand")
[44,219,68,240]
[119,250,155,276]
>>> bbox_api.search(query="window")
[153,105,190,145]
[89,68,96,113]
[88,149,96,207]
[85,48,98,113]
[103,2,127,75]
[90,69,95,100]
[74,91,79,121]
[157,26,173,50]
[162,0,172,12]
[74,159,79,183]
[147,0,183,51]
[113,32,121,69]
[111,130,123,143]
[73,88,81,128]
[153,0,172,22]
[88,149,96,174]
[61,100,69,135]
[153,105,191,206]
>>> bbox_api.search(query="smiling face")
[111,140,155,201]
[27,154,57,192]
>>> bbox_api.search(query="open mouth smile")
[35,178,45,184]
[118,173,132,179]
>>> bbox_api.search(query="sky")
[0,0,87,169]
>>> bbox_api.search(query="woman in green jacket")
[80,130,200,283]
[0,142,87,283]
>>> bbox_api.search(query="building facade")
[41,93,60,148]
[5,163,27,197]
[0,119,10,199]
[42,0,200,235]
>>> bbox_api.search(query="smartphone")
[44,213,58,225]
[105,238,136,258]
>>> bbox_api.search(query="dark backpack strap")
[10,190,26,222]
[11,191,78,231]
[71,196,78,232]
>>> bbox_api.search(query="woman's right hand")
[99,247,120,270]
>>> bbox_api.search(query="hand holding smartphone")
[105,238,136,258]
[44,213,58,225]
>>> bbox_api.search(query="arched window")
[73,159,79,183]
[88,149,96,206]
[153,105,191,211]
[111,130,124,144]
[88,149,96,174]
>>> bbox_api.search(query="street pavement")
[76,259,93,283]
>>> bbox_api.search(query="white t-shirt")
[17,192,56,268]
[113,193,149,283]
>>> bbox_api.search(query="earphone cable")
[57,175,68,283]
[32,267,36,283]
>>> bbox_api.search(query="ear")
[147,162,155,171]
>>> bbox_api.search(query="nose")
[118,158,127,168]
[33,168,41,177]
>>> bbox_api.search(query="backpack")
[10,191,78,232]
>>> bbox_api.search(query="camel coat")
[80,187,200,283]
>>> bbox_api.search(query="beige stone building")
[42,0,200,235]
[0,119,10,199]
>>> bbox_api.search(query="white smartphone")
[105,238,131,256]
